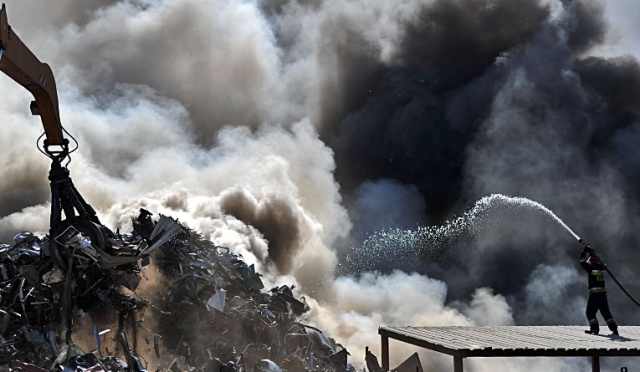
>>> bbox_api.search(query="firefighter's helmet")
[588,255,604,266]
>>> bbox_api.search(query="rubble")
[0,209,352,371]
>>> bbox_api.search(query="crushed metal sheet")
[206,289,227,313]
[392,352,423,372]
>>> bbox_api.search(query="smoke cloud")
[2,0,640,369]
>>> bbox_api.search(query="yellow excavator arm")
[0,3,112,270]
[0,3,65,146]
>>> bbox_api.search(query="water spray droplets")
[346,194,580,273]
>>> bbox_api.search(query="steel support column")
[381,335,389,371]
[454,356,464,372]
[592,355,600,372]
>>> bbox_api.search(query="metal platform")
[379,326,640,372]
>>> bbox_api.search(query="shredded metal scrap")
[0,209,353,371]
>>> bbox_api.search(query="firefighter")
[580,244,618,335]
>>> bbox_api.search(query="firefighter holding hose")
[580,243,619,335]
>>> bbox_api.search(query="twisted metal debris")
[0,209,352,371]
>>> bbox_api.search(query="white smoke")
[309,271,474,369]
[520,264,585,325]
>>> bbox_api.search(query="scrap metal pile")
[0,210,352,371]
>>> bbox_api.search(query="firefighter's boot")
[607,318,618,336]
[585,319,599,335]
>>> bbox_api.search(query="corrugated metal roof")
[379,326,640,357]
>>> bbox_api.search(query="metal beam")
[454,356,463,372]
[591,356,600,372]
[381,334,389,371]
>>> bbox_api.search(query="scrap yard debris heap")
[0,210,351,371]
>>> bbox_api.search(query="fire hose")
[577,238,640,308]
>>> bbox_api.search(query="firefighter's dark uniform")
[580,248,618,335]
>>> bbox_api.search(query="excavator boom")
[0,3,64,145]
[0,3,110,270]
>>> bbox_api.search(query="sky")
[1,0,640,370]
